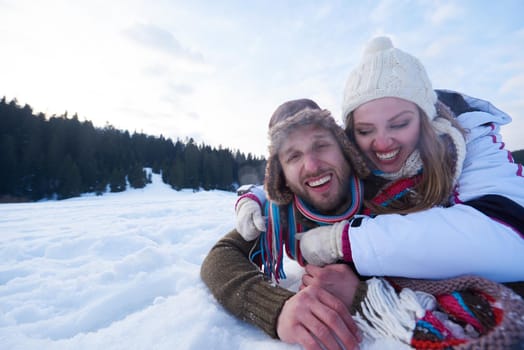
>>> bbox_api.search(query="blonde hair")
[346,101,466,215]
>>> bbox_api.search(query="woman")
[237,36,524,282]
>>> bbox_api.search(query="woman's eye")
[356,129,371,136]
[391,121,409,129]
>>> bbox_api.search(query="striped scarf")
[251,175,363,282]
[363,174,423,217]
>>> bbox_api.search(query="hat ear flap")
[335,127,370,179]
[264,155,293,205]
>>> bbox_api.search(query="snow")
[0,172,403,350]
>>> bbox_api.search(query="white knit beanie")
[342,36,437,128]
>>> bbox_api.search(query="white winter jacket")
[350,91,524,282]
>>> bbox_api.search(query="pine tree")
[128,164,147,189]
[57,155,82,199]
[184,138,201,190]
[109,168,126,193]
[0,134,17,196]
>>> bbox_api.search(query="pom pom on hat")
[363,36,394,56]
[342,36,437,128]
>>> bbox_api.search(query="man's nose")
[303,152,321,172]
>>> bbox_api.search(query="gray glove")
[235,196,266,241]
[297,221,347,266]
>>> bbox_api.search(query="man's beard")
[289,177,351,215]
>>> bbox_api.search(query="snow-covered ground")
[1,173,404,350]
[0,172,302,350]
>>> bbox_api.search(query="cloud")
[124,23,203,62]
[422,35,462,58]
[158,82,195,107]
[500,73,524,94]
[168,82,193,95]
[429,3,463,25]
[312,3,334,21]
[0,0,13,9]
[369,0,397,23]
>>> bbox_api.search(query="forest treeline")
[0,97,266,202]
[1,97,523,203]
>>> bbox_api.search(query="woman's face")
[352,97,421,174]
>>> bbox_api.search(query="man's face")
[278,124,352,214]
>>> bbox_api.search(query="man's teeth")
[376,149,399,160]
[308,175,331,187]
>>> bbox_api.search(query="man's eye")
[286,154,299,163]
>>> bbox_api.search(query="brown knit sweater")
[200,229,294,338]
[200,229,369,338]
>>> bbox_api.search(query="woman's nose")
[372,131,393,150]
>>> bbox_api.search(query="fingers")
[301,312,344,350]
[303,264,345,286]
[305,262,351,277]
[294,324,330,350]
[301,265,325,288]
[315,287,361,345]
[280,286,360,350]
[305,264,323,276]
[302,264,361,311]
[277,296,327,349]
[302,272,314,287]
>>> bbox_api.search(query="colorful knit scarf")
[251,175,363,282]
[363,173,423,217]
[353,276,524,349]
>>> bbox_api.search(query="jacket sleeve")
[200,230,295,338]
[349,204,524,282]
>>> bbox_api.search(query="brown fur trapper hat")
[265,99,370,205]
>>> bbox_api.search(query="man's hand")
[301,264,360,309]
[297,221,348,266]
[235,196,266,241]
[277,285,361,350]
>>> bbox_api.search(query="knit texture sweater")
[200,229,368,338]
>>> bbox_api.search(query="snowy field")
[1,173,407,350]
[0,173,306,350]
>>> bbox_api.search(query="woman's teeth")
[376,149,399,161]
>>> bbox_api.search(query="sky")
[0,172,408,350]
[0,0,523,157]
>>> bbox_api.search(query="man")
[201,99,366,350]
